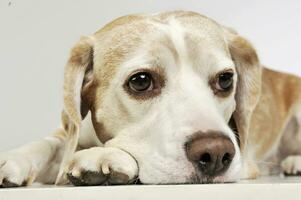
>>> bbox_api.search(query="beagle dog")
[0,11,301,187]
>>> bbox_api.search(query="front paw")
[65,147,138,186]
[0,152,36,188]
[281,156,301,175]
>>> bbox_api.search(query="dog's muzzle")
[185,131,235,177]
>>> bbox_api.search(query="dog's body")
[1,11,301,187]
[249,68,301,177]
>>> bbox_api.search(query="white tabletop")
[1,176,301,200]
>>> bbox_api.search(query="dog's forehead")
[92,11,229,73]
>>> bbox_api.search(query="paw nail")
[102,163,110,175]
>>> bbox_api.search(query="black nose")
[186,132,235,177]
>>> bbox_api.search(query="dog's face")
[62,11,262,184]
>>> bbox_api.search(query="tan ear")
[225,29,262,152]
[56,36,94,184]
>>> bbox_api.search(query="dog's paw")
[281,156,301,175]
[0,152,35,188]
[65,147,138,186]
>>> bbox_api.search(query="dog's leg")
[0,129,66,187]
[66,147,138,186]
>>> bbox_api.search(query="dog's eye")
[128,72,153,92]
[217,72,233,91]
[124,68,165,99]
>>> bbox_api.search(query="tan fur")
[53,128,68,141]
[56,36,95,184]
[227,34,262,151]
[230,37,259,66]
[250,69,301,159]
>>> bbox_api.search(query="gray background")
[0,0,300,151]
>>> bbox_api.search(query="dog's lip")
[193,176,234,184]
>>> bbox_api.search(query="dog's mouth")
[133,177,216,185]
[133,176,235,185]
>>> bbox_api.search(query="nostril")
[222,153,232,166]
[199,153,211,165]
[185,132,235,177]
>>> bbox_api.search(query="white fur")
[0,136,64,185]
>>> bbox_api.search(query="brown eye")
[124,68,165,100]
[217,72,233,91]
[128,72,153,92]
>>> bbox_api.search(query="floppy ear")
[225,28,262,152]
[56,36,95,184]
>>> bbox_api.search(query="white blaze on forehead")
[167,19,189,67]
[150,18,190,67]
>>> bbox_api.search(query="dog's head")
[60,11,262,184]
